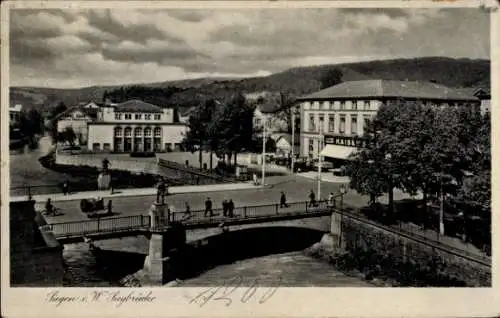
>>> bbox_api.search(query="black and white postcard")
[1,1,498,317]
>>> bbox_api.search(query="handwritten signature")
[189,276,280,307]
[46,290,156,307]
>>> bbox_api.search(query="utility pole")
[262,116,266,186]
[291,108,295,173]
[317,120,324,200]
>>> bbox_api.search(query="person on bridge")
[222,200,228,217]
[308,190,316,208]
[107,200,113,215]
[45,198,55,216]
[228,199,235,217]
[280,191,289,208]
[205,197,214,217]
[156,177,166,204]
[328,193,336,207]
[253,173,258,186]
[184,202,191,220]
[62,180,69,196]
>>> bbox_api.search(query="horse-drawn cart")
[80,197,107,217]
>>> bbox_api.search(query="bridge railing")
[171,199,334,225]
[48,215,149,238]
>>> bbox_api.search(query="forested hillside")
[10,57,490,113]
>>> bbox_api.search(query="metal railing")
[341,207,491,265]
[49,215,149,238]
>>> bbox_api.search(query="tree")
[59,126,77,146]
[320,68,343,89]
[346,100,485,222]
[182,99,216,169]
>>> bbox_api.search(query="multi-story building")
[87,99,187,152]
[297,80,480,167]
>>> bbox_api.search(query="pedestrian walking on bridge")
[228,199,235,217]
[308,190,316,208]
[205,197,214,217]
[222,200,228,217]
[280,191,289,208]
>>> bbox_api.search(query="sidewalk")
[297,171,350,184]
[10,182,264,203]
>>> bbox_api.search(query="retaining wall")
[55,153,159,175]
[10,201,65,286]
[314,211,491,287]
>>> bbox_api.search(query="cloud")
[8,8,490,88]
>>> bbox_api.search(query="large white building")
[86,99,187,152]
[296,80,480,166]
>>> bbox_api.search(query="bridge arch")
[172,225,327,281]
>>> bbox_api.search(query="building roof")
[9,104,23,112]
[54,105,99,121]
[459,87,491,99]
[114,99,164,113]
[271,133,292,145]
[298,80,480,102]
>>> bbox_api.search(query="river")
[62,243,371,287]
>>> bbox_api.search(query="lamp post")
[291,106,296,173]
[385,153,394,218]
[439,168,445,236]
[317,120,324,201]
[262,116,267,186]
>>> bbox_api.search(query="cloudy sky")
[10,8,490,88]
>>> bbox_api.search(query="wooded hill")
[10,57,490,114]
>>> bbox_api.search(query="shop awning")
[320,145,357,160]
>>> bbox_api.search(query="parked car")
[311,159,334,170]
[293,157,313,172]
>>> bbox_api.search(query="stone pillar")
[329,211,346,250]
[149,203,168,228]
[143,231,175,284]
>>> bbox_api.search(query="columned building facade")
[297,80,480,167]
[87,99,187,152]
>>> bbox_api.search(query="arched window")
[124,127,132,137]
[134,127,143,137]
[114,127,122,137]
[144,127,152,137]
[154,127,161,137]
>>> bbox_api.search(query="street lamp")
[262,116,267,186]
[291,106,298,173]
[317,120,324,201]
[385,153,394,218]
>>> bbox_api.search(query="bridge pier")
[141,202,186,285]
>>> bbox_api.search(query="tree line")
[346,100,490,222]
[182,93,257,171]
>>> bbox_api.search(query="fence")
[48,215,149,238]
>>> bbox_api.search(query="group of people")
[202,197,235,217]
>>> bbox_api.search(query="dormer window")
[145,114,152,120]
[135,114,142,120]
[154,114,161,120]
[124,113,132,120]
[115,113,122,120]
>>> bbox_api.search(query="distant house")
[270,133,294,156]
[9,104,23,125]
[247,92,288,134]
[460,87,491,115]
[55,102,101,145]
[179,106,197,124]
